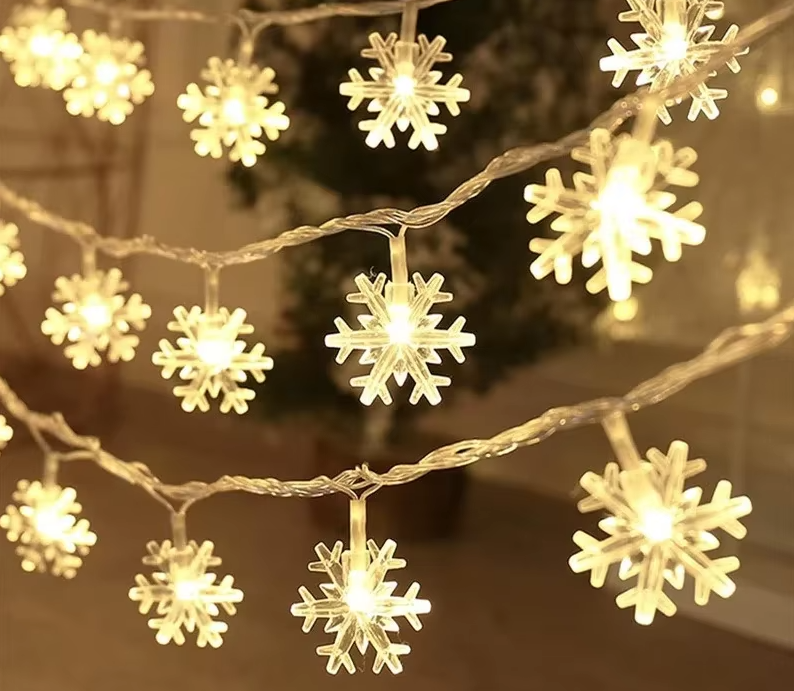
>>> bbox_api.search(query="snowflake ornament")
[0,220,27,295]
[63,29,154,124]
[570,440,752,625]
[152,306,274,414]
[129,539,243,648]
[291,536,430,673]
[0,479,97,578]
[177,56,290,167]
[0,3,83,90]
[525,126,705,302]
[42,268,151,369]
[0,415,13,450]
[601,0,746,124]
[340,32,470,150]
[326,272,475,406]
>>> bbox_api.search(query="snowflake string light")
[291,500,430,674]
[601,0,746,124]
[0,479,97,578]
[570,440,752,625]
[152,306,274,414]
[0,3,83,89]
[129,539,243,648]
[340,32,470,150]
[0,415,13,451]
[177,56,290,167]
[525,126,705,302]
[0,220,27,295]
[326,272,475,406]
[63,29,154,124]
[41,268,152,369]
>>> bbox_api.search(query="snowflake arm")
[177,57,290,167]
[152,306,274,414]
[569,440,752,625]
[525,127,705,301]
[340,33,469,150]
[0,480,97,578]
[41,269,151,369]
[129,539,243,648]
[63,30,154,124]
[600,0,746,124]
[292,536,430,674]
[0,220,27,295]
[326,272,474,406]
[0,4,83,89]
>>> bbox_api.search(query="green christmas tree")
[230,0,614,447]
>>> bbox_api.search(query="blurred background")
[0,0,792,689]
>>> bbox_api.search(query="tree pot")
[308,432,469,543]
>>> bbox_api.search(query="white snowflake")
[525,127,705,302]
[129,539,243,648]
[177,56,290,167]
[152,306,274,414]
[340,32,470,150]
[291,539,430,674]
[0,220,27,295]
[570,440,752,625]
[0,4,83,90]
[0,480,97,579]
[63,29,154,124]
[326,272,475,406]
[41,268,151,369]
[601,0,746,124]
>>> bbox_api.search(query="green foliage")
[230,0,614,439]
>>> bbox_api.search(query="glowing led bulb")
[195,332,235,370]
[344,570,377,614]
[174,577,204,602]
[385,303,413,344]
[659,23,689,62]
[758,87,779,110]
[638,507,675,543]
[29,32,56,57]
[220,95,248,127]
[94,59,119,85]
[393,73,416,97]
[79,295,113,331]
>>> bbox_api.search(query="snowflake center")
[221,92,249,127]
[393,73,416,98]
[385,303,414,345]
[29,32,56,58]
[659,24,690,63]
[34,506,67,542]
[79,295,114,331]
[638,507,675,543]
[94,59,120,85]
[344,569,377,615]
[174,577,204,601]
[195,331,235,370]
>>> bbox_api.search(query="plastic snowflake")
[177,56,290,167]
[0,415,13,450]
[129,539,243,648]
[340,32,470,150]
[0,4,83,89]
[41,268,152,369]
[525,127,705,302]
[152,306,274,414]
[0,220,27,295]
[570,440,752,625]
[291,539,430,674]
[326,272,475,406]
[601,0,746,124]
[0,480,97,578]
[63,30,154,124]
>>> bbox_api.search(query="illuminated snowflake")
[570,440,752,625]
[0,479,97,578]
[525,127,705,302]
[340,32,470,150]
[152,306,274,414]
[129,539,243,648]
[291,539,430,674]
[0,220,27,295]
[0,4,82,89]
[326,272,475,406]
[601,0,746,123]
[63,29,154,124]
[0,415,12,450]
[177,56,290,167]
[41,268,152,369]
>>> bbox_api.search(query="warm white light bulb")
[28,33,56,57]
[94,59,119,85]
[344,570,376,615]
[639,507,675,543]
[79,296,113,331]
[174,577,203,601]
[393,73,416,97]
[221,97,248,127]
[195,335,235,370]
[34,507,65,541]
[659,24,689,62]
[385,303,413,345]
[758,87,779,109]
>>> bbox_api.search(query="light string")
[0,302,790,510]
[1,0,792,269]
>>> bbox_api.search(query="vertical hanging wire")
[204,266,221,315]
